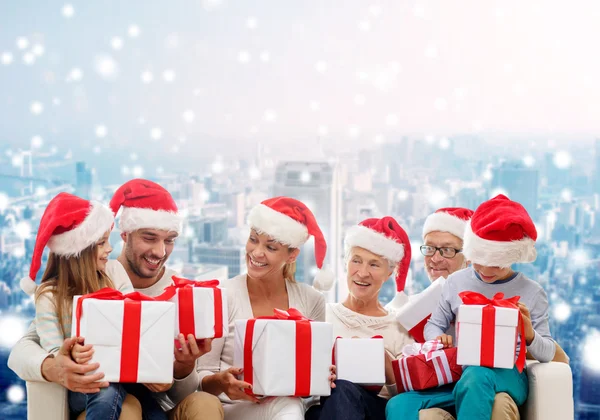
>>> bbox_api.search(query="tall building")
[75,161,93,200]
[491,161,539,219]
[272,161,342,301]
[191,243,246,278]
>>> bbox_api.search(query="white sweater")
[196,274,326,402]
[326,302,415,398]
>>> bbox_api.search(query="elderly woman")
[196,197,336,420]
[307,216,415,420]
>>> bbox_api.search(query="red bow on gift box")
[458,291,526,372]
[75,287,158,382]
[157,276,224,339]
[244,308,314,397]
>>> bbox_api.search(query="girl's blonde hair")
[35,244,113,338]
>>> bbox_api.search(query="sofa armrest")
[522,361,574,420]
[26,381,69,420]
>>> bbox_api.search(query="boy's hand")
[435,334,453,348]
[517,302,535,345]
[71,337,94,365]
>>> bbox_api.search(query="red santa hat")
[422,207,474,240]
[247,196,334,291]
[344,216,412,293]
[463,194,537,267]
[21,192,114,295]
[109,178,182,234]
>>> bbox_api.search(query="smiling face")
[95,230,112,271]
[423,231,466,281]
[245,229,299,280]
[346,246,393,303]
[472,263,514,283]
[121,228,178,280]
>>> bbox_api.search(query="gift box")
[392,340,462,393]
[233,308,333,397]
[72,288,175,383]
[456,291,526,371]
[333,337,385,386]
[396,277,445,342]
[158,276,228,340]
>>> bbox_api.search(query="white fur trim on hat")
[462,222,537,268]
[20,276,37,296]
[47,202,114,257]
[344,225,404,263]
[247,204,309,248]
[118,207,182,234]
[422,212,468,240]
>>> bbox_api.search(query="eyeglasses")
[420,245,462,259]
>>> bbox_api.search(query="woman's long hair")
[283,260,296,283]
[35,244,114,338]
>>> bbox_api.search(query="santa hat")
[344,216,412,293]
[110,178,182,234]
[422,207,474,240]
[247,197,335,291]
[463,194,537,267]
[21,192,114,296]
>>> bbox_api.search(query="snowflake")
[374,134,385,144]
[164,33,179,49]
[434,97,447,111]
[425,43,438,59]
[249,166,261,180]
[583,330,600,372]
[238,51,251,64]
[182,110,195,123]
[179,136,187,143]
[315,61,328,73]
[6,384,25,404]
[471,120,484,132]
[259,51,270,62]
[424,134,435,144]
[439,137,450,150]
[397,190,409,201]
[128,24,141,38]
[132,165,144,177]
[141,71,153,84]
[120,165,129,176]
[247,17,258,29]
[95,125,107,138]
[358,20,371,32]
[348,125,360,138]
[34,186,47,197]
[13,247,25,258]
[369,5,382,17]
[30,101,44,115]
[212,160,224,174]
[202,0,223,11]
[31,135,43,148]
[264,109,277,122]
[317,125,328,137]
[11,154,23,167]
[16,37,29,50]
[94,54,118,80]
[571,249,590,268]
[61,4,75,18]
[386,114,398,126]
[560,188,572,202]
[15,221,32,239]
[67,67,83,82]
[111,37,124,50]
[163,69,176,82]
[53,97,61,106]
[428,188,448,207]
[553,151,571,169]
[150,128,163,140]
[171,145,179,154]
[522,155,535,167]
[23,52,35,65]
[553,302,571,322]
[413,4,426,18]
[309,101,320,112]
[1,52,13,65]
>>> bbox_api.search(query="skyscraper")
[75,161,93,200]
[272,161,342,300]
[491,161,539,218]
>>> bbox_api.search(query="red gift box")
[392,340,462,393]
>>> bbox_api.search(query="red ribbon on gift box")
[243,308,312,396]
[75,288,157,382]
[458,291,526,372]
[158,276,223,339]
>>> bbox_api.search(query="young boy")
[386,194,556,420]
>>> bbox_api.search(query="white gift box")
[396,278,445,341]
[456,304,519,369]
[233,318,333,397]
[167,285,228,339]
[334,338,385,386]
[72,296,175,383]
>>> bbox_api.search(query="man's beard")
[126,249,161,279]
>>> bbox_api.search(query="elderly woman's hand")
[329,365,337,388]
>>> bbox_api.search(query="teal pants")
[386,366,528,420]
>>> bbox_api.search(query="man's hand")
[201,367,260,403]
[71,337,94,365]
[517,302,535,345]
[42,337,108,393]
[145,382,173,393]
[435,334,453,348]
[173,334,212,379]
